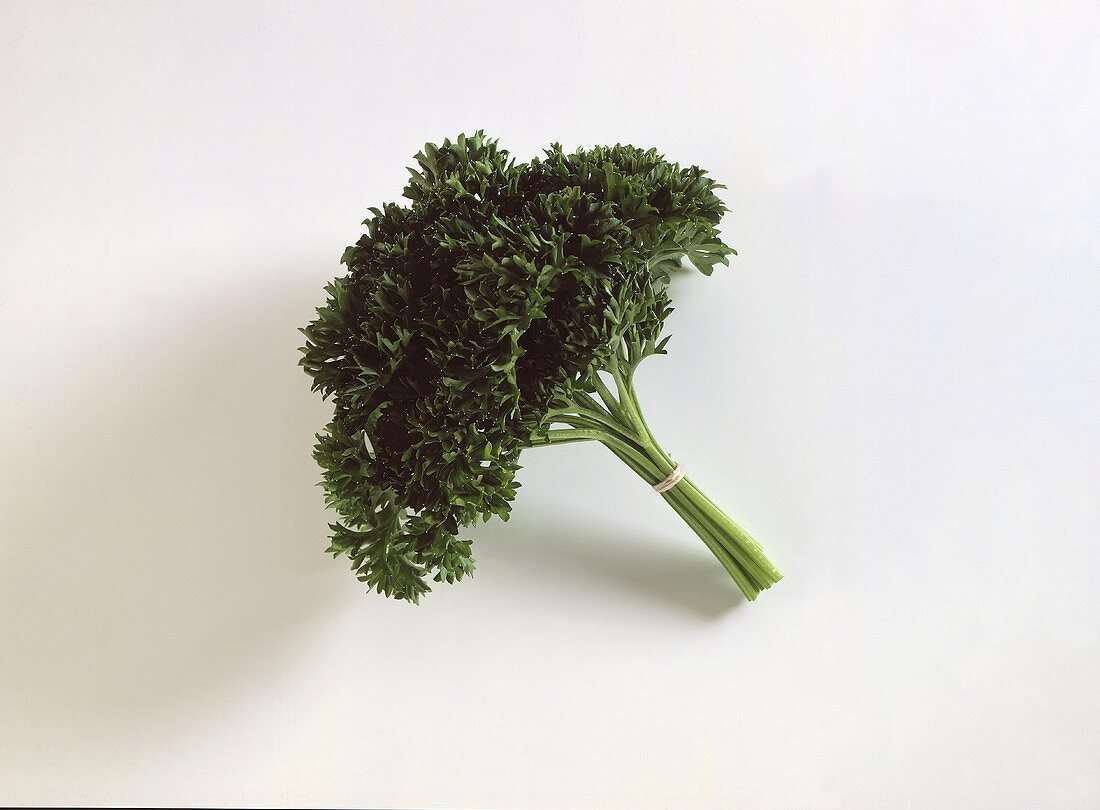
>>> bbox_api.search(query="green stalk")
[534,363,782,601]
[615,366,781,591]
[600,442,758,597]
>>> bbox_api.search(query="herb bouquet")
[301,133,781,603]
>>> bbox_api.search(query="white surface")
[2,2,1098,807]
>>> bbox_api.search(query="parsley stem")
[532,368,782,601]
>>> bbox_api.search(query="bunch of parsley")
[300,132,781,603]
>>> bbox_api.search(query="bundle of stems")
[534,349,781,600]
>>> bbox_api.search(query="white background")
[2,2,1098,807]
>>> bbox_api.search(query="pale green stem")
[530,364,782,601]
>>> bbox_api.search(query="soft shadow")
[471,505,746,620]
[0,264,342,732]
